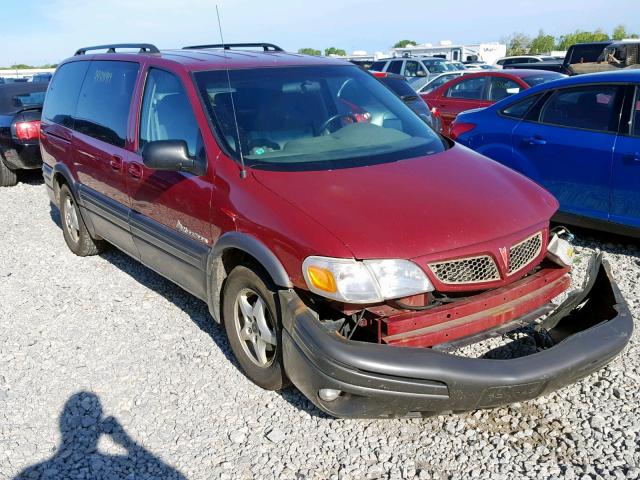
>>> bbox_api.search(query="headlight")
[547,234,574,267]
[302,256,434,304]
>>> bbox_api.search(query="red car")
[40,43,630,418]
[421,70,565,135]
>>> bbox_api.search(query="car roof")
[59,48,351,72]
[0,83,48,114]
[534,69,640,87]
[455,69,558,79]
[480,70,640,112]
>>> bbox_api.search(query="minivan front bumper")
[281,256,632,418]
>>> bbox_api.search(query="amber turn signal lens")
[307,266,337,293]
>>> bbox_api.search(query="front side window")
[404,61,426,78]
[386,61,403,74]
[501,94,542,119]
[42,61,90,128]
[427,61,450,73]
[488,77,522,101]
[74,61,139,147]
[194,65,446,170]
[139,68,200,157]
[446,76,487,100]
[540,85,621,132]
[632,88,640,137]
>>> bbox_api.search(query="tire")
[0,158,18,187]
[59,184,105,256]
[222,265,288,390]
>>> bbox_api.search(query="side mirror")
[142,140,206,176]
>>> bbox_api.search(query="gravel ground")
[1,174,639,480]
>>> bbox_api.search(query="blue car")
[452,70,640,236]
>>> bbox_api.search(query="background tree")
[324,47,347,56]
[612,24,639,40]
[504,33,531,56]
[613,25,628,40]
[528,30,556,54]
[297,48,321,56]
[393,40,417,49]
[556,29,609,50]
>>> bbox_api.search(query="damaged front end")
[280,254,633,418]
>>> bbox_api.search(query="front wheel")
[222,265,288,390]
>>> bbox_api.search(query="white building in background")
[390,41,507,64]
[0,68,56,80]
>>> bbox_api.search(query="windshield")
[522,72,566,86]
[194,66,446,170]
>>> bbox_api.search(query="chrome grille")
[509,232,543,275]
[429,255,500,285]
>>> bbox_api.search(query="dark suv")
[40,43,631,418]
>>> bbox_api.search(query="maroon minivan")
[40,43,631,418]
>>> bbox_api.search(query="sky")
[0,0,637,66]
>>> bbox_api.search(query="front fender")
[206,231,292,322]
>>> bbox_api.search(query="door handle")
[128,163,143,180]
[623,152,640,164]
[109,155,122,171]
[524,136,547,146]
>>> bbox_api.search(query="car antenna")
[216,5,246,179]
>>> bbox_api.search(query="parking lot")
[0,173,637,479]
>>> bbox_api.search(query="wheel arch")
[51,163,78,205]
[206,232,293,323]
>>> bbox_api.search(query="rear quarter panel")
[458,109,522,171]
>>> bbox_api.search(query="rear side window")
[75,61,139,147]
[387,61,403,74]
[501,94,542,118]
[540,85,621,132]
[522,72,565,87]
[446,77,487,99]
[139,68,200,158]
[42,61,90,128]
[488,77,522,101]
[369,61,386,72]
[379,76,416,98]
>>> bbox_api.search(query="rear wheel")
[0,159,18,187]
[59,184,105,256]
[222,265,288,390]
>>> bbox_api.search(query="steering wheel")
[319,113,358,135]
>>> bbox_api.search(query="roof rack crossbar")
[74,43,160,56]
[183,43,284,52]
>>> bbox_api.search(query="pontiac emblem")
[499,246,509,269]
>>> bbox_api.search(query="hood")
[252,144,558,260]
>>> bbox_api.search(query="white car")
[463,62,495,71]
[494,55,557,68]
[369,57,460,83]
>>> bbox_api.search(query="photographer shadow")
[14,391,186,480]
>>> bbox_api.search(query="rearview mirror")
[142,140,206,176]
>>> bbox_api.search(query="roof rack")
[74,43,160,56]
[183,43,284,52]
